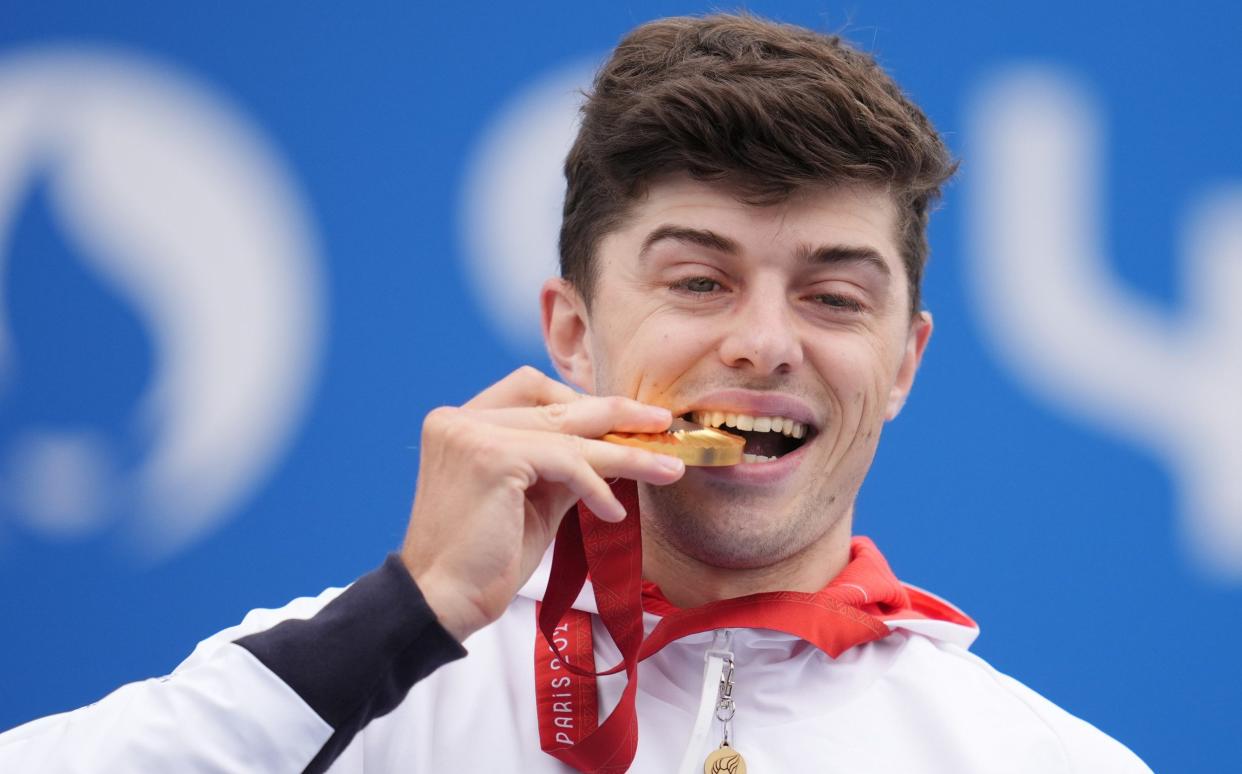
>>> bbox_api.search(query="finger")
[464,366,583,410]
[571,436,685,487]
[510,431,684,519]
[472,395,672,438]
[531,454,629,522]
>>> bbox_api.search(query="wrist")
[406,564,485,642]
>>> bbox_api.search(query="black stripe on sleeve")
[235,553,467,772]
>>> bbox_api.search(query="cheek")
[811,336,898,410]
[593,316,716,400]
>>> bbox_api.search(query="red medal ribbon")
[534,479,970,773]
[534,604,598,749]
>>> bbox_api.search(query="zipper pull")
[702,652,747,773]
[678,630,738,774]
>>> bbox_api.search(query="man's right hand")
[399,367,685,642]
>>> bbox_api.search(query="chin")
[639,482,822,570]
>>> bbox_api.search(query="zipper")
[678,629,735,774]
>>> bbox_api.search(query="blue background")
[2,2,1239,771]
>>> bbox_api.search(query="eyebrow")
[638,223,893,278]
[639,225,739,258]
[800,244,892,277]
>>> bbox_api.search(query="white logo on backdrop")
[0,48,323,560]
[459,61,598,357]
[966,68,1242,580]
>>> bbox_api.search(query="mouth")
[685,410,816,464]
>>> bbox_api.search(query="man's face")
[549,176,930,571]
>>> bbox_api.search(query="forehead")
[606,176,902,272]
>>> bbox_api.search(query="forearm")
[236,554,466,772]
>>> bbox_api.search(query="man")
[0,13,1149,773]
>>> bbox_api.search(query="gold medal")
[601,419,744,466]
[704,742,747,774]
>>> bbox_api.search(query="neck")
[639,508,854,609]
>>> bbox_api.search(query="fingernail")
[656,454,684,472]
[603,500,628,521]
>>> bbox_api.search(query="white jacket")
[0,551,1151,773]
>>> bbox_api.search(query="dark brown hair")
[559,13,956,315]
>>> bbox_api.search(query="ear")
[541,278,594,393]
[885,311,933,420]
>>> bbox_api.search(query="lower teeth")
[742,454,777,464]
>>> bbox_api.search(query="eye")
[812,293,865,313]
[673,276,723,294]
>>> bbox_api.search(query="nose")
[717,281,804,375]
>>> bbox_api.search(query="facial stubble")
[638,476,848,572]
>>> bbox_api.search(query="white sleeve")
[0,643,333,773]
[0,555,465,774]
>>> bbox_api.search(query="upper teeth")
[689,410,806,439]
